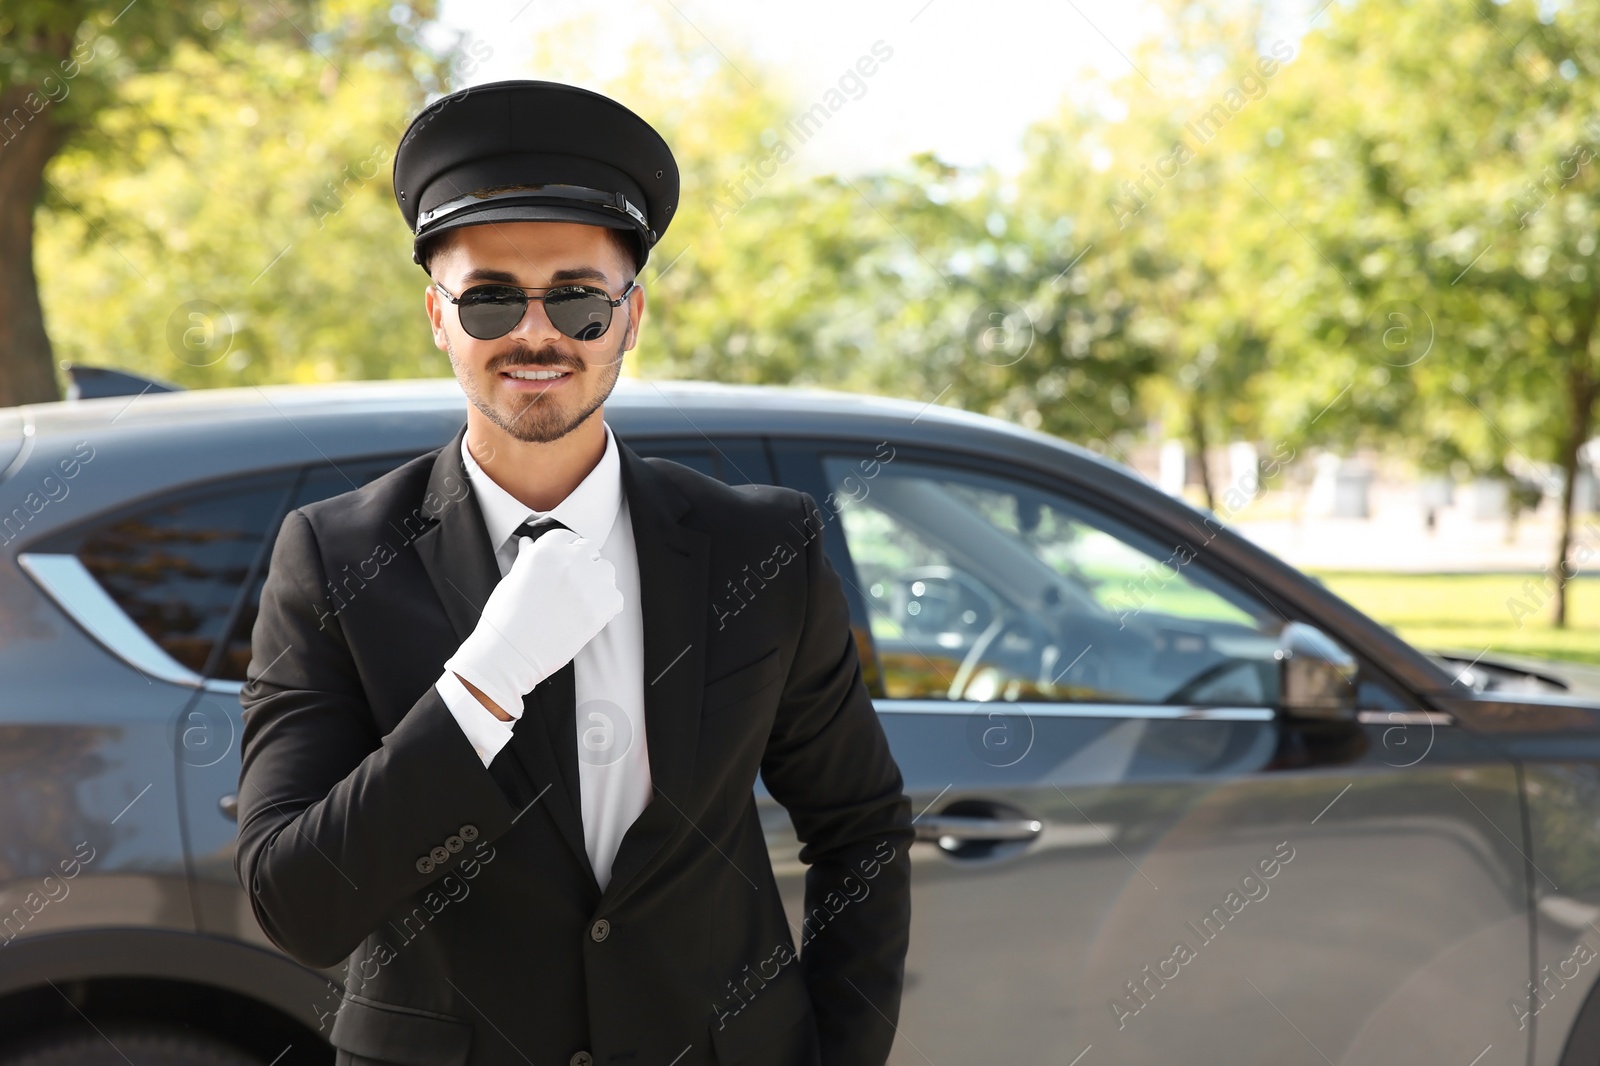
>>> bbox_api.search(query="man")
[233,79,913,1066]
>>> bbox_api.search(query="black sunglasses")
[435,279,638,341]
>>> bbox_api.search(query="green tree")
[987,17,1296,497]
[596,22,1007,418]
[3,0,448,402]
[1249,0,1600,624]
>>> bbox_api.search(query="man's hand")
[444,529,623,718]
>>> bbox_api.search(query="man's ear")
[424,282,449,352]
[623,282,645,351]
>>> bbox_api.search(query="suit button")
[460,824,479,842]
[589,919,610,942]
[445,835,464,853]
[430,846,449,865]
[570,1052,593,1066]
[416,856,435,874]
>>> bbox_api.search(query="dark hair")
[420,225,640,283]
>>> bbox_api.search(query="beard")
[449,331,625,444]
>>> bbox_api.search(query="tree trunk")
[1552,357,1596,628]
[0,85,69,407]
[1188,393,1216,512]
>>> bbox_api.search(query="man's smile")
[499,366,575,390]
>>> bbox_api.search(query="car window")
[39,474,298,678]
[33,455,420,685]
[822,455,1287,705]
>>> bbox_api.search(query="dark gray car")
[2,377,1599,1066]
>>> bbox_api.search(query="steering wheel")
[947,604,1059,702]
[902,563,998,640]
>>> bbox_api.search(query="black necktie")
[491,517,581,824]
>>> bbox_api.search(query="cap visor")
[415,202,648,270]
[420,202,639,240]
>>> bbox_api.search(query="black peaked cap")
[391,79,679,272]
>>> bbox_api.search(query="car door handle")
[219,793,238,821]
[914,815,1042,843]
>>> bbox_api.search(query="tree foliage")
[8,0,454,398]
[17,0,1600,620]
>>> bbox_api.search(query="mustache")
[488,346,584,374]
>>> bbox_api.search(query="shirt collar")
[460,421,623,555]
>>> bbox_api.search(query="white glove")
[443,529,624,717]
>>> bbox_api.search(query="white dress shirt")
[433,421,651,890]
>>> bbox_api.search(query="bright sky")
[435,0,1169,178]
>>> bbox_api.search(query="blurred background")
[3,0,1597,668]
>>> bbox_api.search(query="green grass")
[1310,571,1600,666]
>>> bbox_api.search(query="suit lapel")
[410,424,499,647]
[600,440,709,910]
[411,424,592,877]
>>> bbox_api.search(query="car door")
[15,469,302,944]
[769,437,1531,1066]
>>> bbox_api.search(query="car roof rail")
[63,363,185,400]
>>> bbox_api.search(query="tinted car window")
[823,455,1287,704]
[40,475,297,677]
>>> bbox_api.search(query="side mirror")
[1275,622,1358,720]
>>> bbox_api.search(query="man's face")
[424,220,644,444]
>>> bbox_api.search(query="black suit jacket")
[234,423,914,1066]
